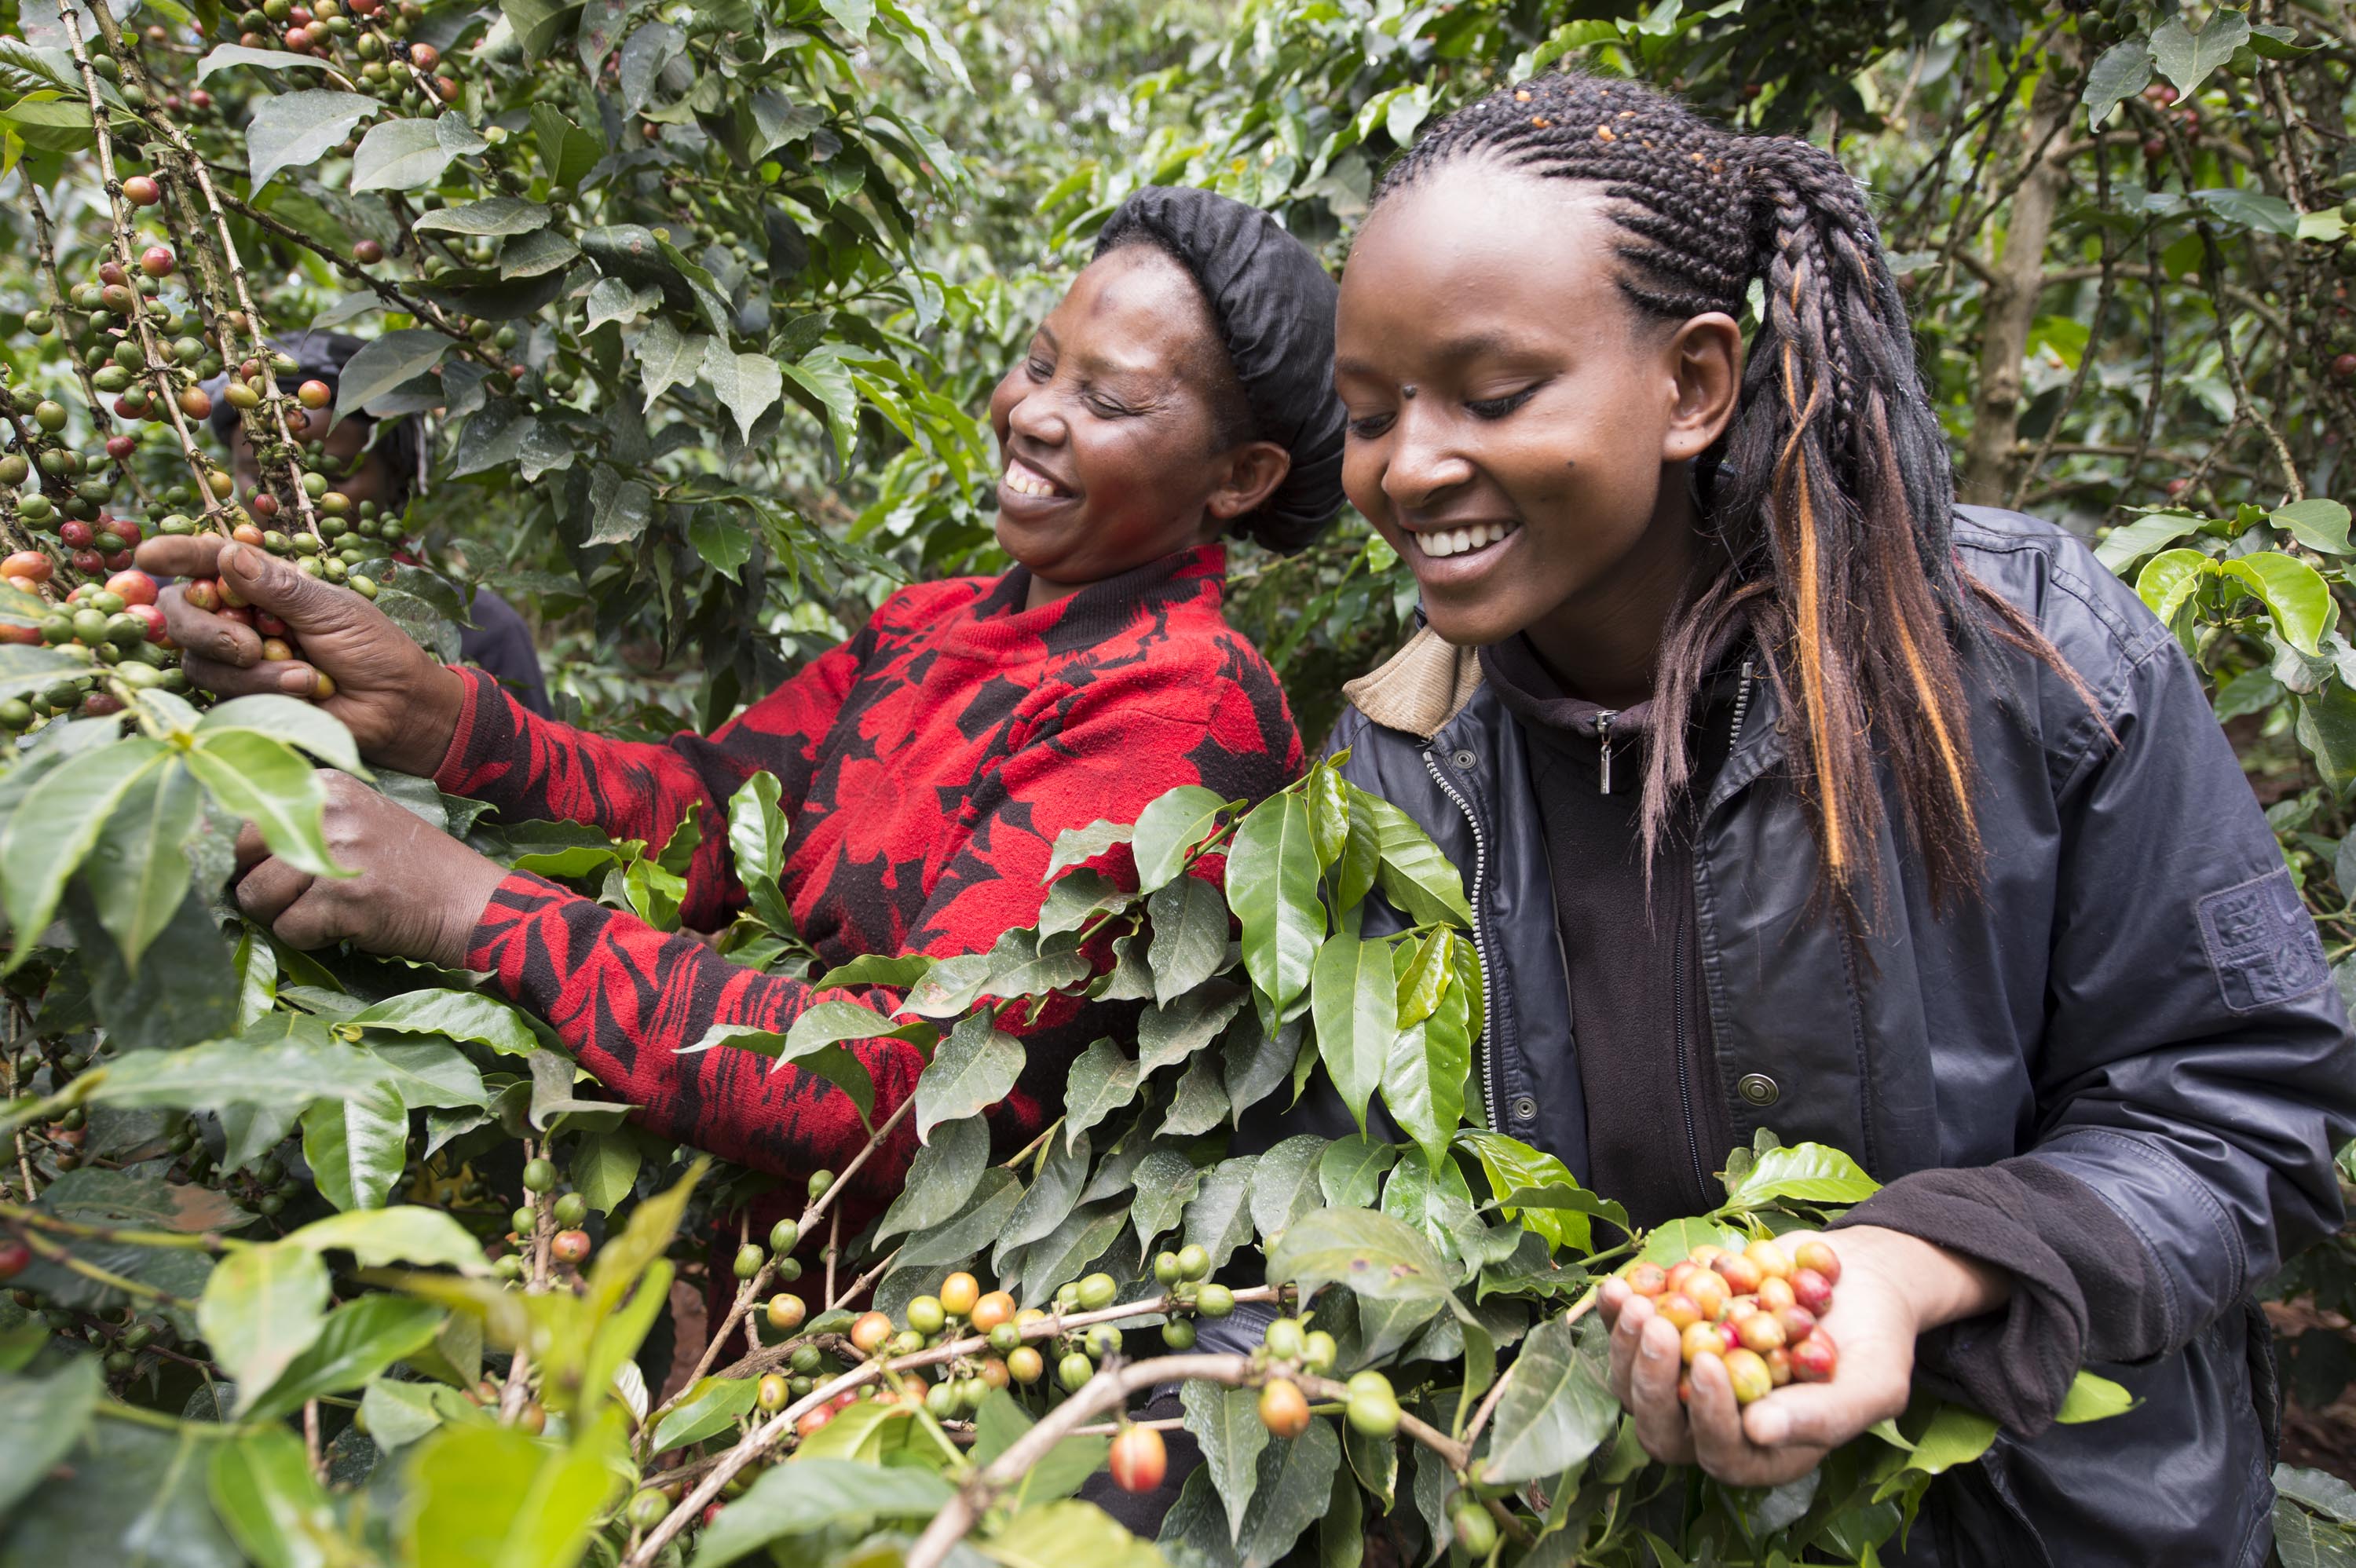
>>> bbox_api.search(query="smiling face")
[987,244,1290,605]
[1334,163,1742,697]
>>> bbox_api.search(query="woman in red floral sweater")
[137,188,1348,1200]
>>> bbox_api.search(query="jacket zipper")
[1671,916,1705,1204]
[1422,749,1496,1126]
[1677,657,1757,1202]
[1594,710,1619,795]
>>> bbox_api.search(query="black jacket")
[1279,506,2356,1566]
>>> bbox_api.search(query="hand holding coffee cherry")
[134,535,466,775]
[230,769,510,967]
[1596,1226,2011,1488]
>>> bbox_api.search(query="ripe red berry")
[190,89,214,111]
[551,1229,591,1264]
[1789,1330,1838,1383]
[1109,1424,1168,1493]
[2333,353,2356,382]
[185,578,222,612]
[353,238,384,265]
[1791,1266,1835,1316]
[70,550,104,575]
[178,387,212,419]
[105,435,136,460]
[298,379,331,410]
[104,550,132,572]
[0,1239,29,1281]
[2165,477,2193,498]
[140,246,175,279]
[409,42,439,68]
[125,603,166,642]
[794,1405,832,1437]
[0,624,38,645]
[4,551,53,583]
[106,570,159,607]
[255,612,287,637]
[123,174,161,207]
[434,75,459,102]
[58,521,94,550]
[284,25,310,48]
[99,261,127,288]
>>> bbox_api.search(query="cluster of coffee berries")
[0,567,181,722]
[1619,1237,1842,1405]
[231,0,451,103]
[1149,1241,1236,1348]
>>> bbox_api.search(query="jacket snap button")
[1737,1073,1779,1107]
[1509,1095,1538,1123]
[1451,748,1477,770]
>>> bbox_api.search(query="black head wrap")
[206,330,421,511]
[1094,187,1346,554]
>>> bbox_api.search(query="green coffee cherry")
[769,1217,799,1253]
[733,1243,765,1280]
[520,1158,556,1193]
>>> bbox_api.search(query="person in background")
[1287,71,2355,1566]
[139,189,1347,1226]
[207,331,551,717]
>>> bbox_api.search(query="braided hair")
[1377,71,2066,915]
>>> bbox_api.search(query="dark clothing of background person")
[1242,506,2356,1568]
[206,331,553,716]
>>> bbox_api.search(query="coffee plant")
[2,0,2355,1562]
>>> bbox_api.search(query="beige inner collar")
[1341,626,1484,742]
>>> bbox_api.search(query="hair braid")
[1374,71,2059,916]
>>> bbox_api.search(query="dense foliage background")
[7,0,2356,1563]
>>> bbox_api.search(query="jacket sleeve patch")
[2195,867,2329,1013]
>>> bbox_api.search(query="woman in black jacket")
[1304,71,2356,1564]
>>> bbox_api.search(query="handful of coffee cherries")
[1618,1236,1842,1405]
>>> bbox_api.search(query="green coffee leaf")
[84,759,201,972]
[0,1357,101,1519]
[185,729,339,877]
[914,1012,1022,1141]
[1145,873,1229,1004]
[201,1241,333,1413]
[1063,1037,1143,1150]
[1230,792,1322,1021]
[247,1295,446,1421]
[2221,551,2335,655]
[886,1111,994,1234]
[286,1205,494,1271]
[1482,1311,1619,1484]
[1267,1206,1454,1307]
[1137,981,1246,1076]
[1249,1134,1326,1244]
[400,1411,624,1568]
[2276,499,2354,556]
[1129,784,1228,892]
[1185,1380,1269,1544]
[1359,788,1473,927]
[690,1457,953,1566]
[248,89,378,189]
[1183,1153,1261,1274]
[1319,1135,1396,1211]
[1718,1142,1881,1211]
[1311,934,1396,1133]
[1126,1147,1201,1256]
[652,1376,758,1455]
[2149,9,2248,96]
[1381,956,1469,1173]
[333,329,456,421]
[2,733,166,967]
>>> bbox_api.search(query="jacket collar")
[1341,625,1483,742]
[1345,620,1784,812]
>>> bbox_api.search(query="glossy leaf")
[84,759,201,972]
[1146,872,1230,1004]
[1230,791,1323,1020]
[1183,1153,1262,1273]
[1129,783,1229,892]
[1719,1142,1882,1210]
[1,733,166,967]
[1186,1379,1270,1544]
[914,1012,1023,1141]
[0,1357,101,1519]
[247,89,378,188]
[185,729,338,876]
[248,1294,444,1421]
[1481,1311,1619,1484]
[199,1241,333,1413]
[1311,934,1396,1133]
[690,1458,953,1566]
[1380,953,1469,1172]
[207,1427,340,1568]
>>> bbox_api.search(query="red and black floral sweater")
[436,543,1301,1197]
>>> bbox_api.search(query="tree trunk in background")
[1959,53,2079,506]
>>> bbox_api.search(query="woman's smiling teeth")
[1004,459,1067,499]
[1412,521,1516,558]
